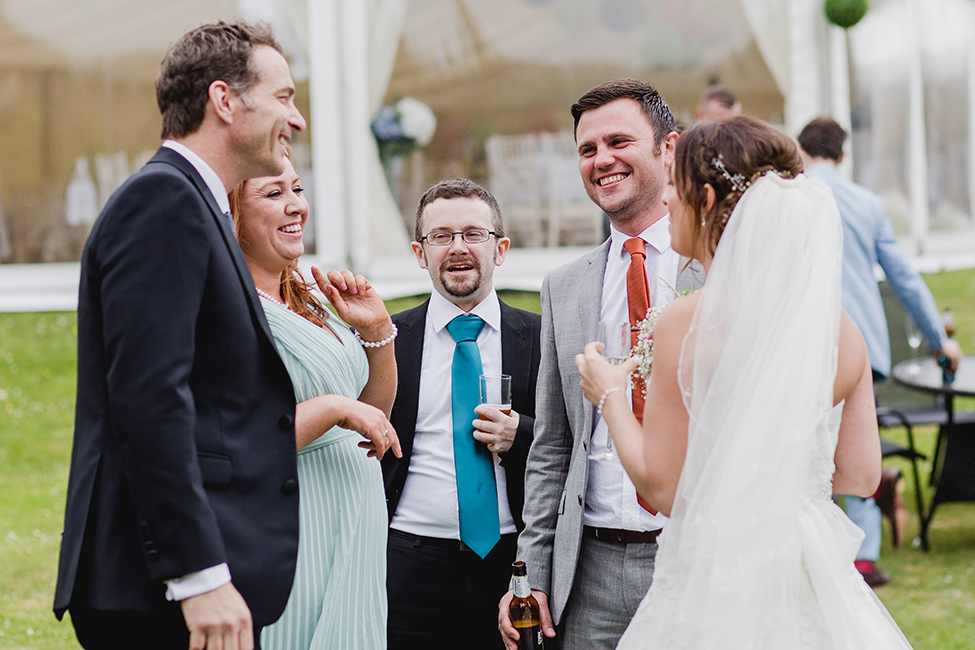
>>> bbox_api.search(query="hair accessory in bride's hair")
[712,154,750,193]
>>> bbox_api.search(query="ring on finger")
[382,428,389,439]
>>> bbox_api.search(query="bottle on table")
[943,307,956,339]
[509,561,544,650]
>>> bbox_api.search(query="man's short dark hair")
[570,79,677,153]
[699,85,739,110]
[797,117,847,162]
[414,179,504,242]
[156,21,282,140]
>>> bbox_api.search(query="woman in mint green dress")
[232,154,401,649]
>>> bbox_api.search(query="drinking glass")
[906,315,922,352]
[597,320,631,366]
[479,374,512,417]
[589,321,631,460]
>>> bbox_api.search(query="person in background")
[693,84,742,124]
[232,150,401,649]
[382,179,541,650]
[799,116,964,587]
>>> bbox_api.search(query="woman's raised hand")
[574,341,638,406]
[312,267,392,340]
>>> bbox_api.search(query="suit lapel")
[582,240,610,355]
[150,148,276,346]
[499,302,531,410]
[676,256,706,294]
[572,241,610,440]
[392,301,427,450]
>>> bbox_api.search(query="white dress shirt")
[162,140,232,216]
[584,217,680,532]
[158,141,233,601]
[390,289,518,539]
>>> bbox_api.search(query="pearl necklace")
[256,288,287,306]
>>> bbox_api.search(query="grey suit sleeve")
[874,207,947,352]
[516,275,573,596]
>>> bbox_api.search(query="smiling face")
[237,157,308,279]
[230,45,306,180]
[576,98,675,234]
[412,197,510,312]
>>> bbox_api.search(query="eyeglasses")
[418,228,501,246]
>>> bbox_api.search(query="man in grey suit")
[499,79,705,649]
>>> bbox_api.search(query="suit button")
[282,479,298,495]
[278,415,294,430]
[146,549,160,561]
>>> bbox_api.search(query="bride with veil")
[575,116,914,648]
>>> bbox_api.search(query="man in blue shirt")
[799,117,963,587]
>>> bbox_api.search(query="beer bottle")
[509,561,544,650]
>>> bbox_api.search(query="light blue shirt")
[805,163,946,377]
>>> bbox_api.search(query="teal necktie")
[446,314,500,559]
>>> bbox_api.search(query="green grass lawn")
[0,277,973,649]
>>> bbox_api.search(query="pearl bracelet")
[354,323,398,348]
[597,386,624,416]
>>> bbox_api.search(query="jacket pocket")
[197,452,232,487]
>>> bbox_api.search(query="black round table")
[892,355,975,412]
[891,355,975,549]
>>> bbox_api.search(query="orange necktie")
[623,237,657,514]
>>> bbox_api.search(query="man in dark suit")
[54,21,306,650]
[382,179,541,649]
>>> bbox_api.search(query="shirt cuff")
[164,563,232,601]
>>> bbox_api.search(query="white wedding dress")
[616,173,914,649]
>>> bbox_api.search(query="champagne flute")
[906,315,922,353]
[597,320,631,366]
[589,321,631,461]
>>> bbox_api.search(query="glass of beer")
[479,374,512,418]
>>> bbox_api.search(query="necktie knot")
[446,314,485,343]
[624,237,647,260]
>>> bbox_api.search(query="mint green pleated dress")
[258,298,387,650]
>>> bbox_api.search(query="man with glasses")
[382,179,541,649]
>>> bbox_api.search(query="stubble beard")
[235,95,286,181]
[601,176,665,232]
[435,250,495,299]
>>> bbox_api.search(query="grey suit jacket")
[516,238,705,624]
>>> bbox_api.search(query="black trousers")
[386,528,518,650]
[69,605,263,650]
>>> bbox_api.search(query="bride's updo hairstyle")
[674,116,802,258]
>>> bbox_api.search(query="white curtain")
[739,0,842,137]
[366,0,411,260]
[278,0,409,270]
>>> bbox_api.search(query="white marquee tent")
[1,0,974,310]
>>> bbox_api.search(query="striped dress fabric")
[258,298,387,650]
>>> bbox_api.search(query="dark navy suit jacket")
[55,147,299,628]
[382,298,541,531]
